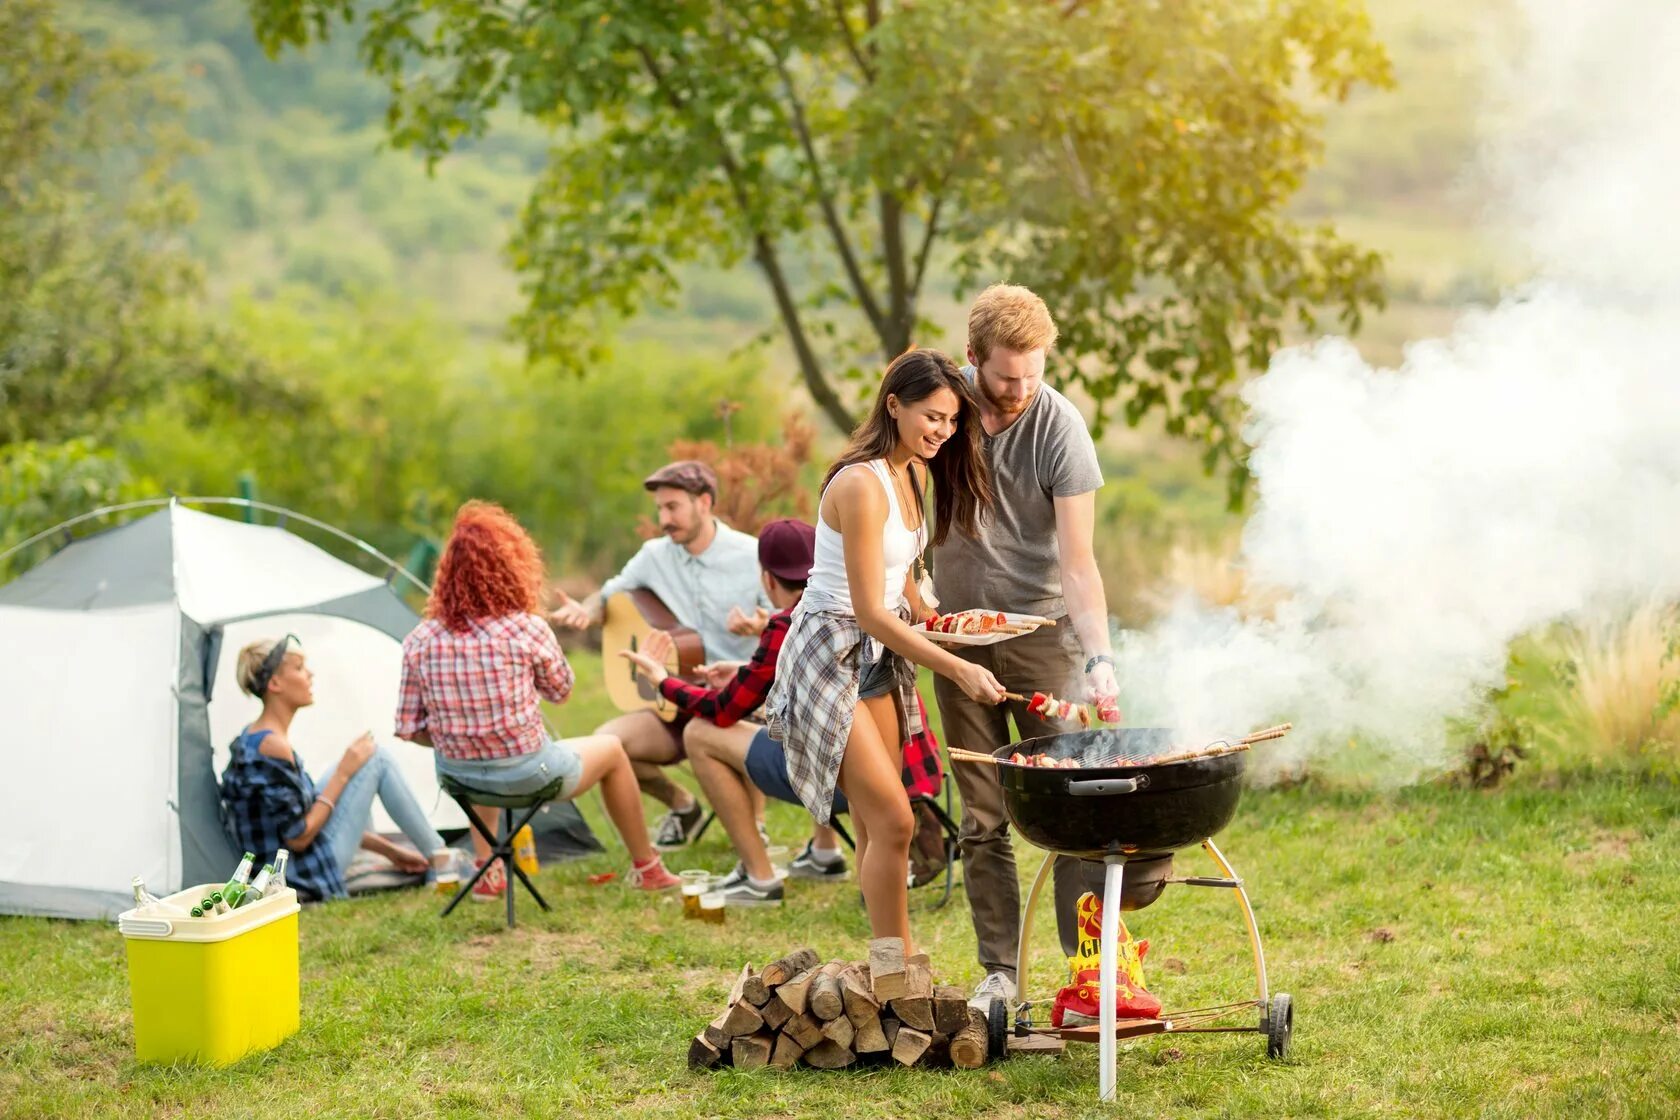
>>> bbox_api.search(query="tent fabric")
[0,502,599,919]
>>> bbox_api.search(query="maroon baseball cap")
[642,459,718,499]
[758,518,816,583]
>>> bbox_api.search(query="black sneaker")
[788,840,847,880]
[716,873,784,907]
[652,801,705,851]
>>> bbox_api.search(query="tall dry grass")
[1559,602,1680,762]
[1137,537,1286,620]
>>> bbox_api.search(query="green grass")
[3,655,1679,1118]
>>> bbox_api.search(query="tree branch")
[909,195,944,301]
[768,49,886,340]
[879,190,911,356]
[634,45,856,432]
[831,0,875,82]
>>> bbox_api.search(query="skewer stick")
[947,748,1000,766]
[1237,722,1293,745]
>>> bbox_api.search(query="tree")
[0,0,201,448]
[249,0,1391,499]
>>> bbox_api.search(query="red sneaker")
[471,860,507,902]
[626,856,681,891]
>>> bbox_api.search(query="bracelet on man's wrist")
[315,795,336,813]
[1084,654,1116,674]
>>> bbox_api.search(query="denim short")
[436,738,583,800]
[858,646,899,701]
[747,727,849,816]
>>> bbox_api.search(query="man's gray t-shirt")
[931,370,1103,618]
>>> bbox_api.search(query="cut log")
[809,962,846,1021]
[741,974,771,1007]
[903,955,934,1000]
[720,1000,764,1038]
[703,1010,732,1050]
[762,948,821,988]
[726,964,753,1005]
[882,1018,901,1050]
[803,1039,857,1070]
[731,1033,774,1070]
[770,1032,806,1071]
[933,986,970,1035]
[889,996,934,1032]
[760,993,794,1031]
[840,966,881,1027]
[948,1007,989,1069]
[868,938,908,1002]
[891,1026,933,1066]
[779,968,816,1015]
[820,1013,855,1051]
[785,1011,826,1049]
[853,1014,889,1054]
[688,1034,725,1070]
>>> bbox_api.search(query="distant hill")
[78,0,1519,362]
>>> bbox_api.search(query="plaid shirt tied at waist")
[765,604,924,821]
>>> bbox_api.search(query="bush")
[1557,603,1680,763]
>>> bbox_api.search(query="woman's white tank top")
[803,460,924,616]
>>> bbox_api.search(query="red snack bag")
[587,872,618,885]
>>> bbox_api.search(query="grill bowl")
[993,727,1246,861]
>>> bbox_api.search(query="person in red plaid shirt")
[622,519,945,907]
[396,501,680,899]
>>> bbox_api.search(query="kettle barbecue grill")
[983,726,1295,1101]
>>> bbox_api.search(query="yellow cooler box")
[117,884,301,1065]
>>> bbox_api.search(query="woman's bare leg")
[468,804,499,862]
[566,734,657,864]
[837,694,916,954]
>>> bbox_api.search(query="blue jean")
[317,745,446,874]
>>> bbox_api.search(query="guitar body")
[601,589,706,721]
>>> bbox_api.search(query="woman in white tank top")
[766,349,1005,962]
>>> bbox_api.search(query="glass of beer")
[681,871,710,919]
[699,890,726,925]
[766,845,791,882]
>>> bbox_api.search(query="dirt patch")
[453,929,611,978]
[1159,957,1188,975]
[1563,829,1637,871]
[1368,927,1396,943]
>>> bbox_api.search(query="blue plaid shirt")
[220,729,346,902]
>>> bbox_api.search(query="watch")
[1084,654,1115,675]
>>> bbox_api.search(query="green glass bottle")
[190,904,205,918]
[210,890,229,915]
[221,852,256,907]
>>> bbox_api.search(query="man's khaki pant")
[933,622,1106,981]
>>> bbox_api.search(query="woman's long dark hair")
[822,348,993,546]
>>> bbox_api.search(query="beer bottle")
[199,894,217,914]
[271,849,290,891]
[221,852,256,907]
[244,864,276,905]
[131,876,162,910]
[210,890,230,915]
[190,904,206,918]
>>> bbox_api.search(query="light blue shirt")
[599,521,768,662]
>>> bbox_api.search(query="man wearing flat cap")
[552,459,769,849]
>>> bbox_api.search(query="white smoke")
[1114,0,1680,780]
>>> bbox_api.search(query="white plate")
[920,612,1053,647]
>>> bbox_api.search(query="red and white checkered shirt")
[395,613,574,761]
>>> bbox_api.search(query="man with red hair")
[397,501,681,900]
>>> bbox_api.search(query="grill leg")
[1202,838,1268,1004]
[1099,856,1125,1103]
[1014,851,1055,1028]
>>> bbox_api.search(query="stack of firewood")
[688,938,992,1072]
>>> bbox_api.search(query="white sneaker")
[969,971,1017,1013]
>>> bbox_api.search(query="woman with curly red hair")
[395,501,680,899]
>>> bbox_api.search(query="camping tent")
[0,500,598,920]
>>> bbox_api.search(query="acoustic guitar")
[601,589,706,721]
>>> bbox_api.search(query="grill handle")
[1067,776,1146,796]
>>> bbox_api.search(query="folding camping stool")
[436,774,566,928]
